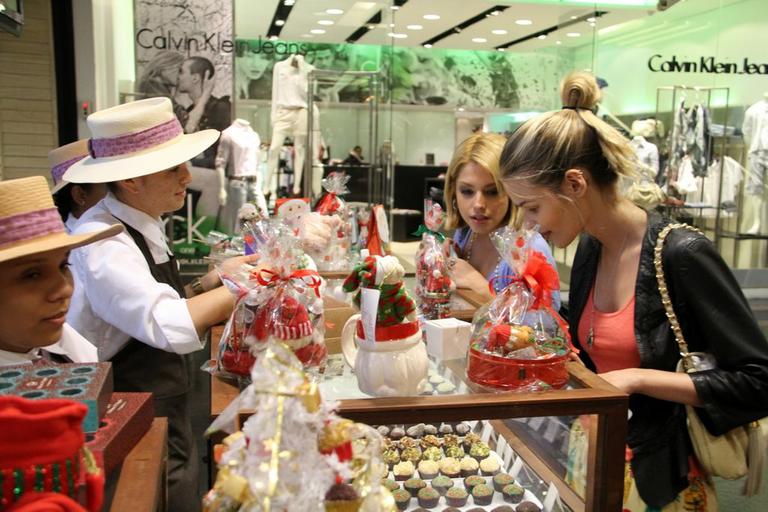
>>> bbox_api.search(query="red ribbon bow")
[315,192,341,215]
[250,268,322,298]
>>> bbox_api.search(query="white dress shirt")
[271,55,314,120]
[215,120,261,178]
[630,136,660,178]
[67,193,201,361]
[743,99,768,154]
[0,323,98,366]
[64,213,79,233]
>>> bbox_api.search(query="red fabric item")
[315,192,341,215]
[355,319,420,342]
[520,250,560,310]
[366,208,384,256]
[0,396,86,469]
[6,492,88,512]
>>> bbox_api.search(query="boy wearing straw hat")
[48,139,107,232]
[0,176,121,365]
[63,97,249,510]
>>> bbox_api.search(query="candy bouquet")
[313,172,352,271]
[210,219,327,379]
[466,226,571,391]
[414,201,455,320]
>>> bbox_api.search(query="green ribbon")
[412,224,445,242]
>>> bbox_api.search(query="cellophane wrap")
[204,343,392,512]
[210,219,327,380]
[466,225,571,392]
[414,200,455,320]
[313,171,352,271]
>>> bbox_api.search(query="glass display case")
[210,325,628,512]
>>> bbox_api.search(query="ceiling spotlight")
[326,8,344,15]
[318,20,334,26]
[284,0,295,5]
[472,37,487,43]
[490,10,500,16]
[301,34,314,38]
[423,14,440,20]
[310,28,326,34]
[566,32,581,37]
[388,32,408,39]
[390,5,399,9]
[454,27,462,33]
[570,15,577,20]
[389,23,395,27]
[556,40,562,45]
[423,43,433,48]
[586,17,596,22]
[589,22,596,27]
[491,29,508,35]
[275,19,285,26]
[515,19,533,26]
[497,48,505,52]
[407,24,423,30]
[269,35,279,41]
[367,24,375,29]
[537,34,547,40]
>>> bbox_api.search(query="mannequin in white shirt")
[741,94,768,234]
[265,54,317,196]
[215,118,268,233]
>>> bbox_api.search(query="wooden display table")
[109,418,168,512]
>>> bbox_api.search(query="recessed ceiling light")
[318,20,334,26]
[367,24,376,30]
[458,107,465,111]
[275,19,285,26]
[423,43,433,48]
[269,35,279,41]
[515,19,533,26]
[556,40,562,45]
[284,0,295,5]
[589,22,596,27]
[472,37,487,43]
[586,17,596,22]
[491,29,508,35]
[566,32,581,37]
[490,10,500,16]
[537,34,547,40]
[388,32,408,39]
[390,5,399,9]
[301,34,314,38]
[326,8,343,15]
[310,28,326,34]
[570,15,577,20]
[389,23,395,28]
[423,14,440,20]
[497,48,506,52]
[407,24,423,30]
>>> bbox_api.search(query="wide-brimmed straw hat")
[63,97,219,184]
[48,139,89,194]
[0,176,122,264]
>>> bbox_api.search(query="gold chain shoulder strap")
[653,222,704,363]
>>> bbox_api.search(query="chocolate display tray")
[0,362,113,433]
[86,392,154,475]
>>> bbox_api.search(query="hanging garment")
[630,136,660,178]
[674,156,698,195]
[699,156,744,216]
[668,100,712,180]
[743,99,768,196]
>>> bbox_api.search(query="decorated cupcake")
[463,432,481,450]
[438,423,454,435]
[516,501,541,512]
[390,426,406,440]
[424,424,438,436]
[455,423,471,436]
[383,448,401,469]
[418,460,439,480]
[463,475,486,493]
[492,473,515,492]
[382,478,400,492]
[401,445,423,464]
[445,444,465,459]
[479,455,500,476]
[377,425,391,437]
[431,475,454,496]
[501,483,524,504]
[392,488,411,511]
[422,434,442,448]
[405,478,427,497]
[422,446,442,462]
[491,507,515,512]
[445,487,469,507]
[460,456,480,477]
[469,442,491,461]
[324,483,361,512]
[443,508,462,512]
[417,487,440,509]
[393,460,415,481]
[471,483,494,506]
[438,457,460,478]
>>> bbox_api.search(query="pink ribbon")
[0,208,64,247]
[88,118,183,158]
[51,155,86,186]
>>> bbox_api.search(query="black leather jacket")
[568,213,768,507]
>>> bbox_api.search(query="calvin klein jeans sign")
[648,54,768,75]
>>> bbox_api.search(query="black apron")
[111,220,201,512]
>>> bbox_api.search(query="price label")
[360,288,380,345]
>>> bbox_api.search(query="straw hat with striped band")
[0,176,122,264]
[63,96,219,184]
[48,139,89,195]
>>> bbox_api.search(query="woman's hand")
[202,254,259,291]
[597,368,643,394]
[451,258,492,298]
[598,368,703,406]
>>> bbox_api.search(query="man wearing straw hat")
[48,139,107,232]
[63,97,247,510]
[0,176,121,365]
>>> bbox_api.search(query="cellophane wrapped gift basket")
[414,201,455,320]
[210,219,327,380]
[313,171,353,271]
[466,226,571,392]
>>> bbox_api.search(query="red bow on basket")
[250,268,322,298]
[315,192,341,215]
[520,251,559,310]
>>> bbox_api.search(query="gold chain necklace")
[587,230,630,348]
[465,231,502,282]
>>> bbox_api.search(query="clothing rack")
[654,85,733,249]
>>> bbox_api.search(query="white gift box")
[424,318,471,360]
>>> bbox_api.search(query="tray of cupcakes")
[378,422,544,511]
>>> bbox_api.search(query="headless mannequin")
[741,93,768,234]
[266,54,317,196]
[215,118,268,233]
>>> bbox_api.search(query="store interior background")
[1,0,768,508]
